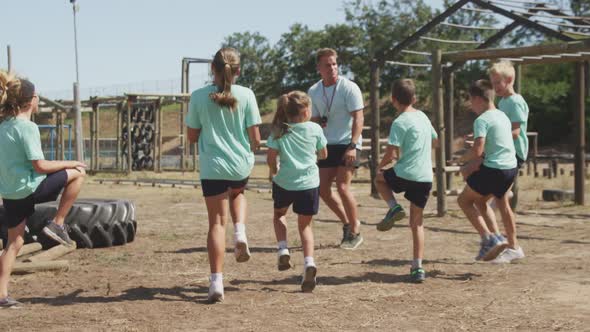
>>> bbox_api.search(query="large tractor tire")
[0,199,137,249]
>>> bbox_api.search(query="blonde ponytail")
[271,91,311,139]
[0,71,35,119]
[209,48,240,110]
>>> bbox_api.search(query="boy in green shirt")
[457,80,524,263]
[374,79,438,283]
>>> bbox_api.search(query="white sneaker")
[301,264,317,293]
[491,247,525,264]
[277,248,291,271]
[234,234,251,263]
[208,279,224,303]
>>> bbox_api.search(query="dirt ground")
[1,167,589,332]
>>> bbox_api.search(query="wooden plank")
[12,260,70,274]
[432,49,447,217]
[25,244,76,263]
[444,70,454,191]
[16,243,42,258]
[443,39,590,63]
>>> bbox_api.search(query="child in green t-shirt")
[374,79,438,283]
[267,91,327,293]
[458,80,523,263]
[0,72,87,308]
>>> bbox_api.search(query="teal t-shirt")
[388,110,437,183]
[267,122,327,191]
[0,118,47,199]
[498,94,529,161]
[308,76,364,149]
[186,84,261,181]
[473,109,517,170]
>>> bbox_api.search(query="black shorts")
[516,156,525,169]
[1,170,68,229]
[383,168,432,209]
[272,182,319,216]
[467,165,517,198]
[201,177,249,197]
[317,144,361,169]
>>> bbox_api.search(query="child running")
[457,80,522,262]
[0,72,86,308]
[373,79,438,283]
[186,48,261,303]
[267,91,327,293]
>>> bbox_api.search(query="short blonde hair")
[489,60,515,79]
[316,48,337,64]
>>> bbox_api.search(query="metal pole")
[71,1,84,162]
[6,45,12,73]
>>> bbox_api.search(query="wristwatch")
[346,142,356,150]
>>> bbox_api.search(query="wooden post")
[443,69,454,191]
[126,98,133,174]
[89,104,95,170]
[180,61,189,170]
[116,102,122,170]
[6,45,11,73]
[533,134,538,175]
[155,98,162,172]
[57,110,65,160]
[432,50,447,216]
[369,60,381,196]
[515,64,522,93]
[94,104,100,170]
[574,61,586,205]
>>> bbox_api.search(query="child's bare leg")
[273,208,289,244]
[0,221,26,298]
[409,203,424,265]
[475,198,501,235]
[457,186,492,238]
[205,193,228,273]
[297,215,314,259]
[54,168,86,226]
[496,194,518,249]
[375,172,395,202]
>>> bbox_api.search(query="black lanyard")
[321,79,339,117]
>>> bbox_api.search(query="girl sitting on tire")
[0,71,86,308]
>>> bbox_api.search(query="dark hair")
[209,47,240,110]
[316,48,338,64]
[0,71,35,118]
[391,79,416,105]
[469,79,495,103]
[271,91,311,139]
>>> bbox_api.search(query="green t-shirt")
[498,94,529,161]
[186,84,261,181]
[473,109,517,170]
[0,118,47,199]
[388,110,437,183]
[267,122,327,191]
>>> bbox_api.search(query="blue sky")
[1,0,445,99]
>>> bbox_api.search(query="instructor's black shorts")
[1,170,68,229]
[467,165,517,199]
[201,177,249,197]
[383,168,432,209]
[317,144,361,169]
[272,182,319,215]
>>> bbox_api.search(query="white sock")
[482,233,492,241]
[387,199,398,208]
[304,256,315,268]
[412,258,422,269]
[278,240,288,250]
[210,273,223,283]
[234,223,246,236]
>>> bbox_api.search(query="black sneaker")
[43,221,75,247]
[410,267,426,283]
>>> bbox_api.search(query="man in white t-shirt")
[308,48,364,250]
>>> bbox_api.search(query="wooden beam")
[16,243,42,258]
[12,260,70,274]
[574,61,586,205]
[443,39,590,62]
[519,55,590,65]
[369,61,381,197]
[25,244,76,263]
[386,0,471,61]
[38,96,69,111]
[432,49,447,217]
[470,0,575,42]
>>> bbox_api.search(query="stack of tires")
[0,199,137,249]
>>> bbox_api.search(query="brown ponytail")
[271,91,311,139]
[0,71,36,119]
[209,47,240,110]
